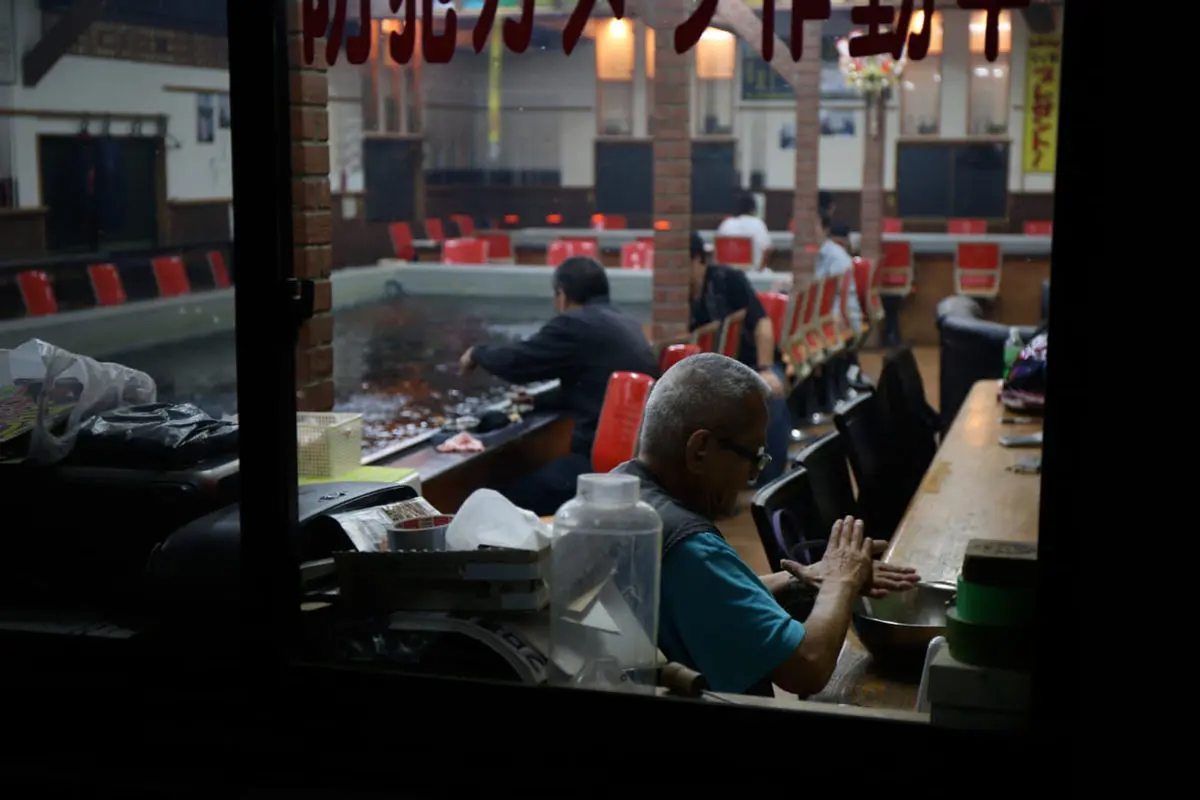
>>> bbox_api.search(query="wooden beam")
[22,0,111,88]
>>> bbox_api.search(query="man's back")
[556,302,658,454]
[472,298,658,458]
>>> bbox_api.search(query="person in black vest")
[460,256,658,516]
[612,353,919,697]
[688,232,789,487]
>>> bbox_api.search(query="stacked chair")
[781,258,882,428]
[751,344,940,563]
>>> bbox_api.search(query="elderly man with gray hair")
[612,353,919,697]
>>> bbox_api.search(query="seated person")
[716,192,772,271]
[460,256,658,516]
[612,353,920,697]
[815,212,863,335]
[688,231,788,486]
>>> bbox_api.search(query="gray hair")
[639,353,770,461]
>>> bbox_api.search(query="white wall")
[332,8,1057,197]
[4,1,1054,207]
[328,41,597,190]
[6,0,231,209]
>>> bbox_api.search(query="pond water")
[107,295,650,459]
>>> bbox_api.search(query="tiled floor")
[723,346,940,575]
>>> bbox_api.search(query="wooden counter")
[812,379,1042,711]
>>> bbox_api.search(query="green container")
[945,607,1034,671]
[955,575,1036,627]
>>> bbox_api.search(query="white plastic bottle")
[548,473,663,694]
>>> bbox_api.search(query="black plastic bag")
[72,403,239,470]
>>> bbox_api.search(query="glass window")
[597,17,634,136]
[646,25,656,137]
[140,0,1069,735]
[968,11,1013,135]
[1,0,240,619]
[694,29,736,137]
[899,10,943,136]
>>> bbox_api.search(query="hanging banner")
[1023,34,1061,174]
[488,22,502,159]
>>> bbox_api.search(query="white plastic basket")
[297,412,363,478]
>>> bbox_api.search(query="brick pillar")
[649,0,692,343]
[790,21,823,286]
[286,0,334,412]
[859,93,886,269]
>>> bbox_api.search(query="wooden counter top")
[812,379,1042,710]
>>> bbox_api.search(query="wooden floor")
[723,346,940,576]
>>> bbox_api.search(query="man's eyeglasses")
[718,437,772,479]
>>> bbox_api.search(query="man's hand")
[759,368,785,397]
[815,517,874,594]
[458,347,476,375]
[782,528,920,598]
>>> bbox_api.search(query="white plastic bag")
[0,339,157,464]
[444,489,552,552]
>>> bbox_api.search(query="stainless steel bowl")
[851,581,957,680]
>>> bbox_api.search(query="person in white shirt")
[716,193,773,270]
[814,211,862,334]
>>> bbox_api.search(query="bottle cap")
[577,473,640,508]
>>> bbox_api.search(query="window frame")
[208,0,1084,759]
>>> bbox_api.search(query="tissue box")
[333,546,551,614]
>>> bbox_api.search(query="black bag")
[72,403,239,470]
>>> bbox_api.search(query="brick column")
[286,0,334,412]
[790,21,823,286]
[859,93,886,270]
[649,0,692,343]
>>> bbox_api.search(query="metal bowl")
[852,581,957,681]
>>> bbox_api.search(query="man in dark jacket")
[459,256,659,515]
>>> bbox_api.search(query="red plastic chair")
[948,218,987,235]
[151,255,191,298]
[474,231,513,262]
[620,241,653,269]
[207,251,231,288]
[883,217,903,233]
[788,280,824,376]
[592,371,657,473]
[1023,220,1053,236]
[88,263,127,307]
[659,343,700,373]
[424,219,446,241]
[879,240,914,297]
[814,274,843,353]
[17,270,57,316]
[717,310,746,359]
[449,214,475,237]
[441,238,489,264]
[757,291,789,344]
[854,256,884,331]
[714,236,754,270]
[388,222,416,260]
[851,256,877,342]
[954,242,1002,298]
[691,320,720,352]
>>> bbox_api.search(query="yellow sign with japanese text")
[1023,34,1061,174]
